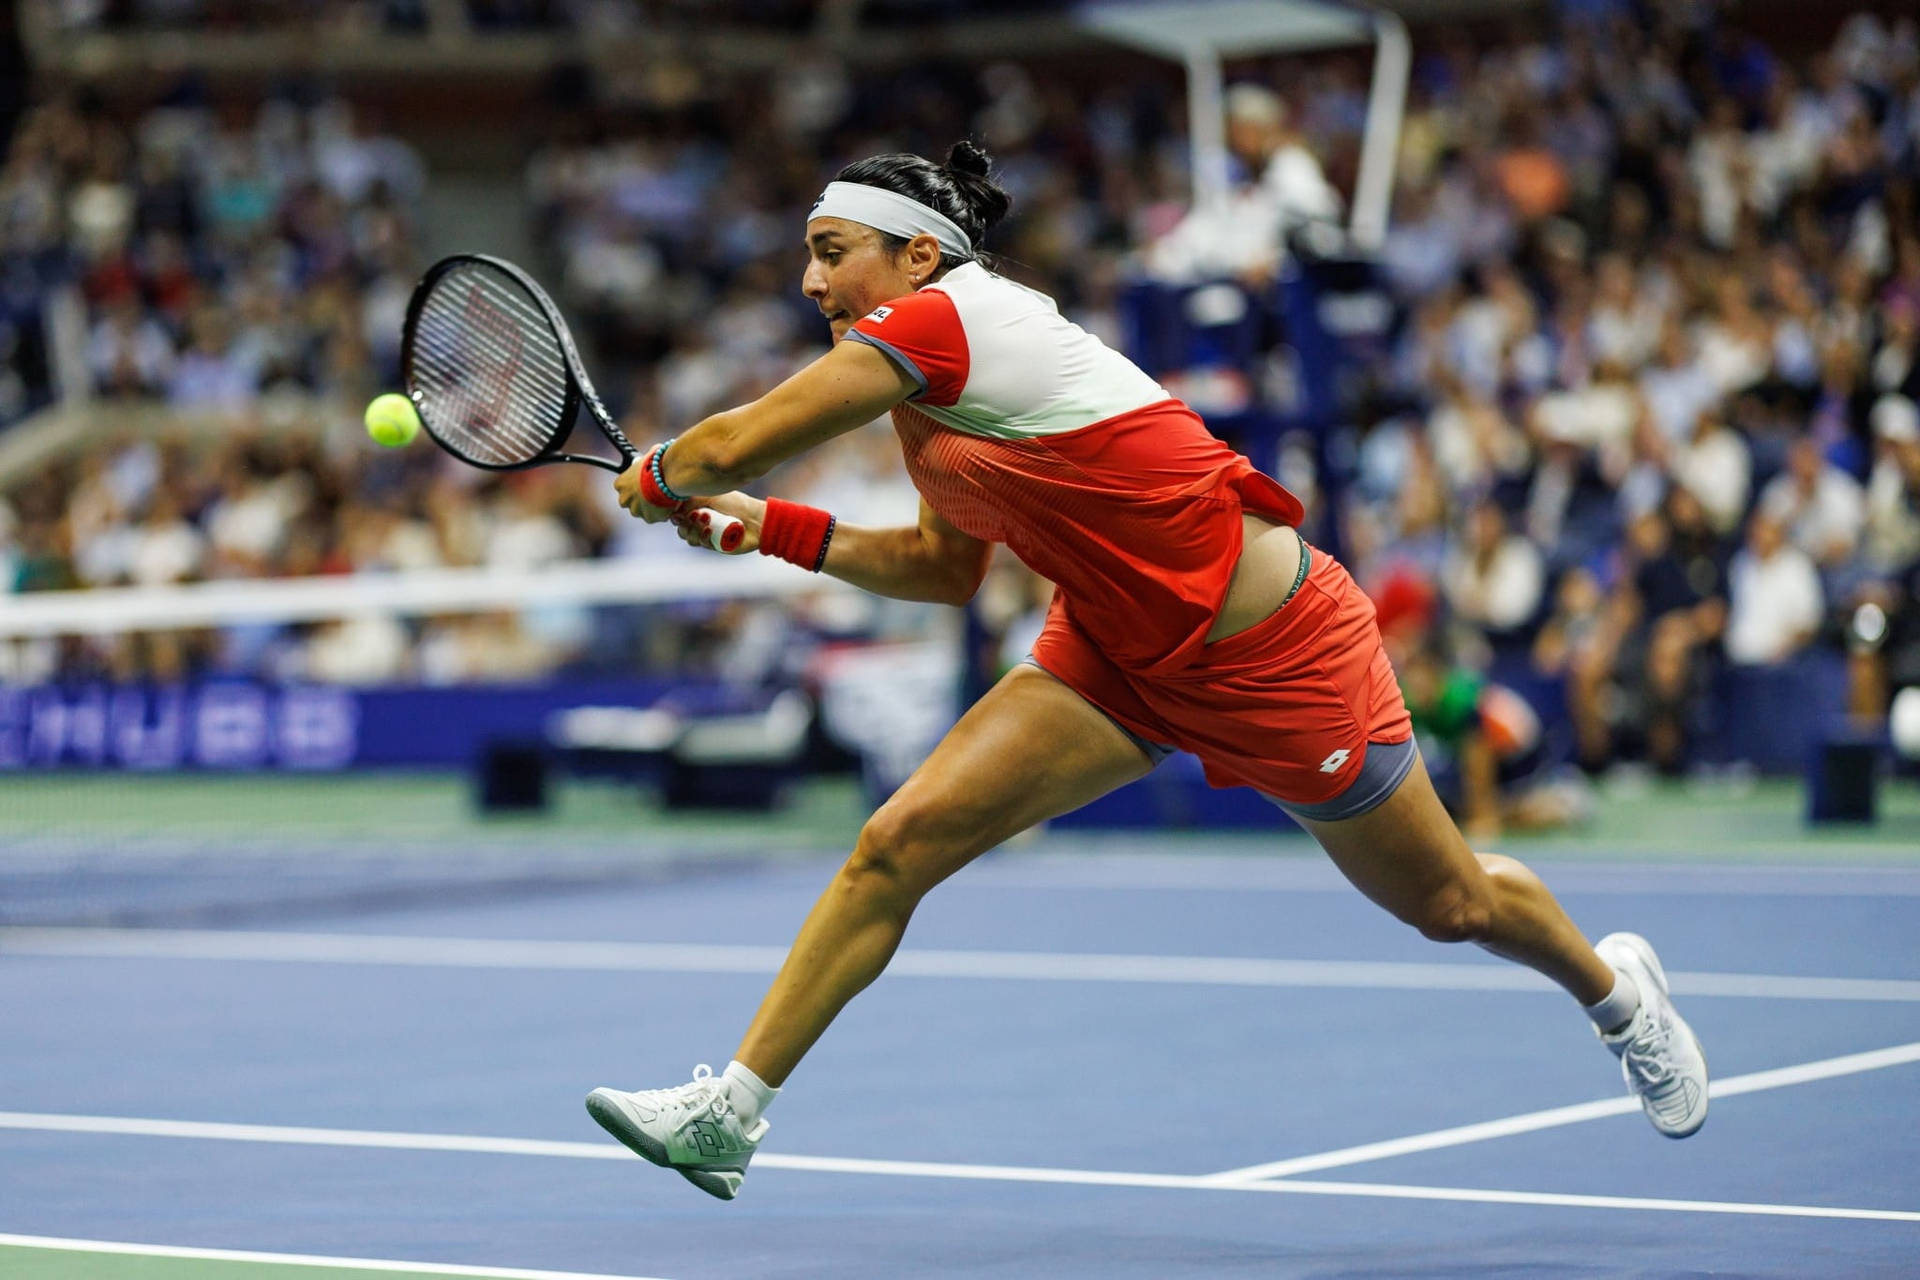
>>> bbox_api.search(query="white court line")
[0,1110,1915,1226]
[7,927,1920,1003]
[967,853,1920,897]
[1207,1040,1920,1182]
[0,1232,670,1279]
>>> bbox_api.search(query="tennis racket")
[400,253,744,552]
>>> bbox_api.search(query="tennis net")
[0,558,871,927]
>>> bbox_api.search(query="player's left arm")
[633,341,917,506]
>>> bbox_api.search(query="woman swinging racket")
[591,142,1707,1200]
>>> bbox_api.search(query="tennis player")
[589,142,1708,1200]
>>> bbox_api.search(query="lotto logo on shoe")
[863,305,894,323]
[688,1122,725,1156]
[1318,749,1351,774]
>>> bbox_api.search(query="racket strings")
[410,265,573,466]
[415,286,565,460]
[413,321,562,463]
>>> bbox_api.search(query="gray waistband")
[1265,736,1419,823]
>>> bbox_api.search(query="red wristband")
[758,498,836,572]
[637,444,679,511]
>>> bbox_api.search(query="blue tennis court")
[4,815,1918,1279]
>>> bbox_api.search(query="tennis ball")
[365,393,421,447]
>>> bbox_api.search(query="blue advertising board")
[0,680,696,771]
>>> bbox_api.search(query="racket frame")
[402,253,745,553]
[401,253,639,475]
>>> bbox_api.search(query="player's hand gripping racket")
[400,253,744,552]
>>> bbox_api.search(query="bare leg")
[734,665,1154,1086]
[1295,752,1616,1004]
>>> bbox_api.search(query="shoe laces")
[635,1064,733,1121]
[1623,1010,1679,1090]
[683,1063,733,1119]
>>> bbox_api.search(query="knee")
[1410,879,1494,945]
[843,800,956,910]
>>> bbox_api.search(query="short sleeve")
[846,289,970,407]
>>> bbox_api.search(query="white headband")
[809,181,973,261]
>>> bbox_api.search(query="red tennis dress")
[846,264,1410,806]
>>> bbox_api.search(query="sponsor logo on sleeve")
[863,305,893,323]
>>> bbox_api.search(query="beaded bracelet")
[648,437,688,505]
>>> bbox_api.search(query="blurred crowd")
[1349,4,1920,775]
[27,0,1039,36]
[0,83,422,421]
[5,0,1920,780]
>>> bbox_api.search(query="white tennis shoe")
[1596,931,1709,1138]
[586,1064,768,1200]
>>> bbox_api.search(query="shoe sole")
[585,1089,745,1201]
[1597,932,1709,1139]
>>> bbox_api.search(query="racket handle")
[691,509,747,554]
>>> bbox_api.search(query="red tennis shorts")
[1030,543,1414,808]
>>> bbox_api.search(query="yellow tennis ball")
[365,393,421,447]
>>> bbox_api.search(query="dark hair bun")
[946,139,993,178]
[943,139,1012,238]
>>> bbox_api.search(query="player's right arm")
[682,493,990,606]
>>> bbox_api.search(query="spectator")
[1426,372,1531,502]
[1569,492,1731,774]
[1398,632,1591,840]
[1143,82,1342,284]
[1668,406,1752,537]
[1631,489,1731,772]
[87,296,174,397]
[1441,496,1544,645]
[1759,433,1866,576]
[127,494,204,587]
[1725,511,1824,667]
[1864,394,1920,574]
[1638,319,1721,446]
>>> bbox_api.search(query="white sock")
[722,1060,778,1127]
[1584,969,1642,1034]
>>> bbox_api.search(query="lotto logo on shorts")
[1318,749,1351,774]
[863,305,894,323]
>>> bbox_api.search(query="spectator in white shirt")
[1725,512,1824,665]
[1671,407,1753,536]
[1588,253,1663,369]
[1864,394,1920,574]
[1144,83,1343,284]
[1443,497,1545,639]
[1758,434,1866,569]
[1638,319,1722,445]
[128,496,205,587]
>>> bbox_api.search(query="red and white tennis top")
[846,262,1304,675]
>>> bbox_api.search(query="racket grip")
[695,510,747,554]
